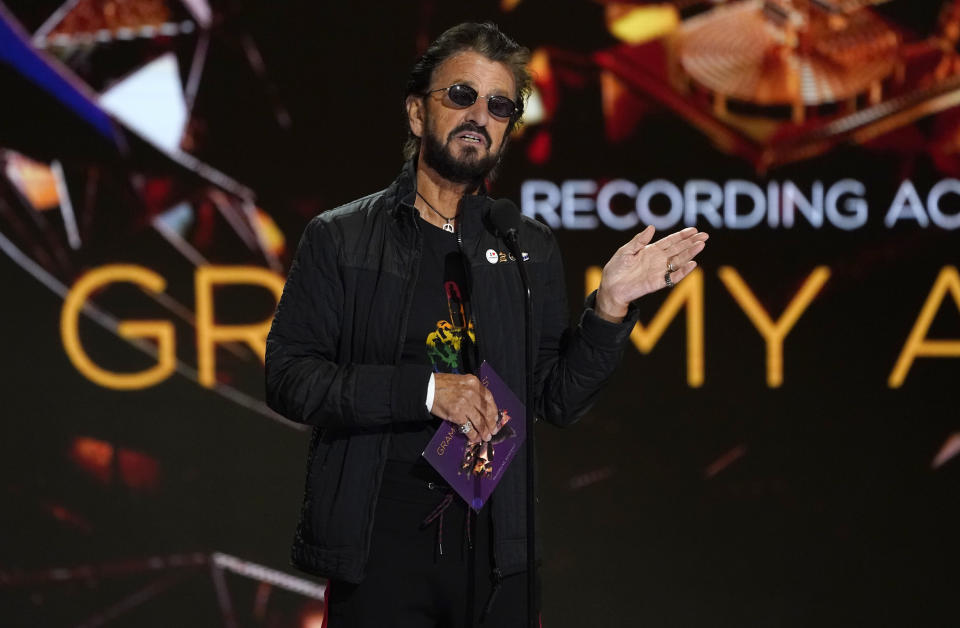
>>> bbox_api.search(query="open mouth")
[458,132,486,145]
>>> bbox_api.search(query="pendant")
[443,222,455,233]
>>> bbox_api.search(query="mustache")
[447,123,491,147]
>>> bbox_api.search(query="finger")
[465,398,495,442]
[668,260,698,285]
[452,415,480,445]
[449,389,484,442]
[668,239,707,267]
[464,417,484,444]
[620,225,654,255]
[681,232,709,248]
[466,380,495,441]
[682,231,709,247]
[481,388,499,435]
[463,421,480,445]
[652,227,699,251]
[658,228,700,252]
[662,232,707,259]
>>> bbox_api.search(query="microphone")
[490,198,522,249]
[489,197,537,628]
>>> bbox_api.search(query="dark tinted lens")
[487,95,517,118]
[444,84,516,118]
[447,84,478,107]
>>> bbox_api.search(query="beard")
[421,119,505,186]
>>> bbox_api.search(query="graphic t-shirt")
[389,216,476,462]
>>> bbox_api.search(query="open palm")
[596,225,709,321]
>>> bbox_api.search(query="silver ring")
[664,272,674,288]
[459,422,473,435]
[667,261,676,273]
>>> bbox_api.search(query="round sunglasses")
[427,83,518,119]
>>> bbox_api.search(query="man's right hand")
[430,373,499,445]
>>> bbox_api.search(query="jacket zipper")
[396,218,423,361]
[364,210,422,577]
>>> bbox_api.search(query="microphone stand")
[504,234,537,628]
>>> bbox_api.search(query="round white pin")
[486,249,498,264]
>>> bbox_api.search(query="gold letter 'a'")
[585,266,704,387]
[889,266,960,388]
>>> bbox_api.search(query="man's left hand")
[595,225,709,323]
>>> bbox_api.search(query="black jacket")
[265,161,639,583]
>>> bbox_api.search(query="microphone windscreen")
[490,198,522,237]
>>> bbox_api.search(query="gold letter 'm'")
[586,266,704,387]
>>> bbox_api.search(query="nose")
[465,96,490,128]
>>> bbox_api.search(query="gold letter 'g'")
[61,265,175,390]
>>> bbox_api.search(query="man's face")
[409,51,517,185]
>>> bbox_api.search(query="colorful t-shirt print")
[425,280,475,374]
[389,217,475,462]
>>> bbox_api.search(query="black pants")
[326,461,537,628]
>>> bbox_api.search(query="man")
[265,22,707,627]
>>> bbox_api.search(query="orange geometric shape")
[254,208,286,256]
[5,152,59,211]
[48,0,173,37]
[69,436,114,483]
[606,3,679,45]
[118,448,160,489]
[677,0,898,107]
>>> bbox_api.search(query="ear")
[406,95,425,139]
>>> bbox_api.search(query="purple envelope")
[422,361,526,511]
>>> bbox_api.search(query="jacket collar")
[386,159,493,242]
[385,159,418,220]
[457,193,492,243]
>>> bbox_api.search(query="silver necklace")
[417,191,458,233]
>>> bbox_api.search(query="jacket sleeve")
[534,233,639,427]
[265,216,433,428]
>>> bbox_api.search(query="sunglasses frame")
[427,83,519,119]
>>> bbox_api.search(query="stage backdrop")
[2,1,959,626]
